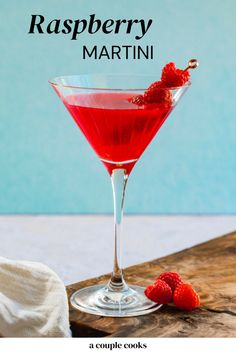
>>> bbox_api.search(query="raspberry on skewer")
[129,59,199,106]
[161,59,199,88]
[144,81,172,105]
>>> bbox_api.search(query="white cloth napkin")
[0,257,72,337]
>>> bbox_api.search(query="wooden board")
[67,231,236,337]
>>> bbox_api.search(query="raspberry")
[129,94,144,106]
[173,283,200,311]
[144,81,172,105]
[129,59,198,105]
[161,62,190,87]
[144,280,172,304]
[147,80,164,91]
[157,272,182,292]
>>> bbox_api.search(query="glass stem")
[108,168,128,292]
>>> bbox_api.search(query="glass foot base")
[70,284,162,317]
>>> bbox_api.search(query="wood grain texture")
[67,231,236,337]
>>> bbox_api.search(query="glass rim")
[48,74,191,91]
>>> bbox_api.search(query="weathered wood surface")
[67,231,236,337]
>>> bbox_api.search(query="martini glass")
[49,75,190,317]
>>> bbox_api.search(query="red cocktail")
[63,92,173,175]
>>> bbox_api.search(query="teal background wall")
[0,0,235,214]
